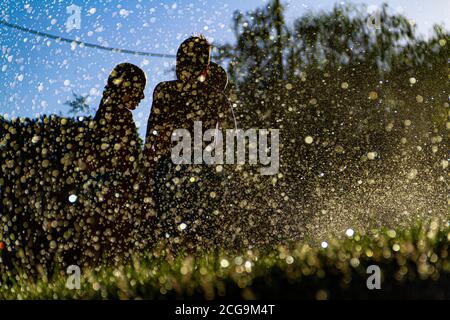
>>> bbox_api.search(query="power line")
[0,19,177,58]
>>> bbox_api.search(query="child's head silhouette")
[205,62,228,91]
[176,36,211,82]
[105,63,146,110]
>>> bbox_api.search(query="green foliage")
[65,93,92,115]
[1,222,449,299]
[0,115,146,273]
[217,0,449,208]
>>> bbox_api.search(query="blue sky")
[0,0,448,138]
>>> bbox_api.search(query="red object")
[0,242,4,250]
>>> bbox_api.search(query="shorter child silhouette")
[205,62,228,92]
[83,63,146,265]
[93,63,146,181]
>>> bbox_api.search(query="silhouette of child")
[144,36,236,252]
[82,63,146,264]
[93,63,146,180]
[204,62,228,92]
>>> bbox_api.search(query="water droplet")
[68,194,77,203]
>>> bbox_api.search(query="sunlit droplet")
[178,223,187,231]
[220,259,229,268]
[305,136,313,144]
[346,228,354,237]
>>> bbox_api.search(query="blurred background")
[0,0,448,138]
[1,0,449,244]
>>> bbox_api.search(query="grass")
[1,220,450,300]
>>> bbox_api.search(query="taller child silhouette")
[144,36,235,251]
